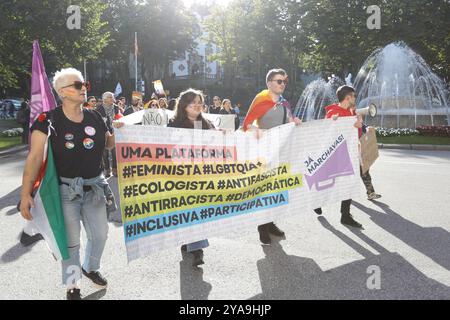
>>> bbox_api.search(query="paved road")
[0,149,449,300]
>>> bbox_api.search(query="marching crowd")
[18,67,381,300]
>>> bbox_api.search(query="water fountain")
[354,42,449,128]
[294,75,343,121]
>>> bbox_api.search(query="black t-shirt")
[31,107,108,179]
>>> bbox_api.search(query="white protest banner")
[115,117,363,262]
[120,110,146,125]
[142,109,172,126]
[121,108,236,130]
[202,113,237,130]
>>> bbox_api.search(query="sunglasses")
[270,79,288,85]
[62,81,91,91]
[151,104,158,107]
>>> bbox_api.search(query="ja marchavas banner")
[115,117,362,262]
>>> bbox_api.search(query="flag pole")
[135,32,138,92]
[83,59,87,81]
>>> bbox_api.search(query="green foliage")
[0,0,448,100]
[0,0,110,94]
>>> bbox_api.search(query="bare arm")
[20,130,47,220]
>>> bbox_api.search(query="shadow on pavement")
[1,241,38,264]
[353,200,450,271]
[179,252,212,300]
[248,218,450,300]
[0,186,21,216]
[83,289,107,300]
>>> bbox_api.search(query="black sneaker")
[20,231,44,247]
[341,214,363,229]
[314,208,323,215]
[257,225,271,245]
[192,249,204,267]
[267,222,285,237]
[82,268,108,287]
[66,288,82,300]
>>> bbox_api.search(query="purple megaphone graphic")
[305,140,355,191]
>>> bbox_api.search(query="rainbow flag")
[242,90,276,131]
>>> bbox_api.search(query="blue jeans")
[60,184,109,286]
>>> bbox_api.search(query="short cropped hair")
[336,85,356,102]
[102,92,115,100]
[52,68,84,95]
[266,68,287,84]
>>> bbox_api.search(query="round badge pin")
[65,142,75,150]
[83,138,94,150]
[65,133,74,141]
[84,126,96,136]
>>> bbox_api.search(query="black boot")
[340,199,362,228]
[314,208,322,215]
[20,231,44,247]
[341,213,363,228]
[257,224,271,245]
[267,222,285,237]
[66,288,82,300]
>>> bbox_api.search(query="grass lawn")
[0,136,22,150]
[377,135,450,145]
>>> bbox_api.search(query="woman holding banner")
[167,88,215,266]
[19,68,121,300]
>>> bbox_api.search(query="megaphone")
[356,103,377,117]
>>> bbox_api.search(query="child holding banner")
[167,88,215,266]
[243,68,302,245]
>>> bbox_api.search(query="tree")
[0,0,110,96]
[297,0,450,81]
[97,0,200,96]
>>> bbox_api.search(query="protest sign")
[115,117,362,261]
[360,128,379,174]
